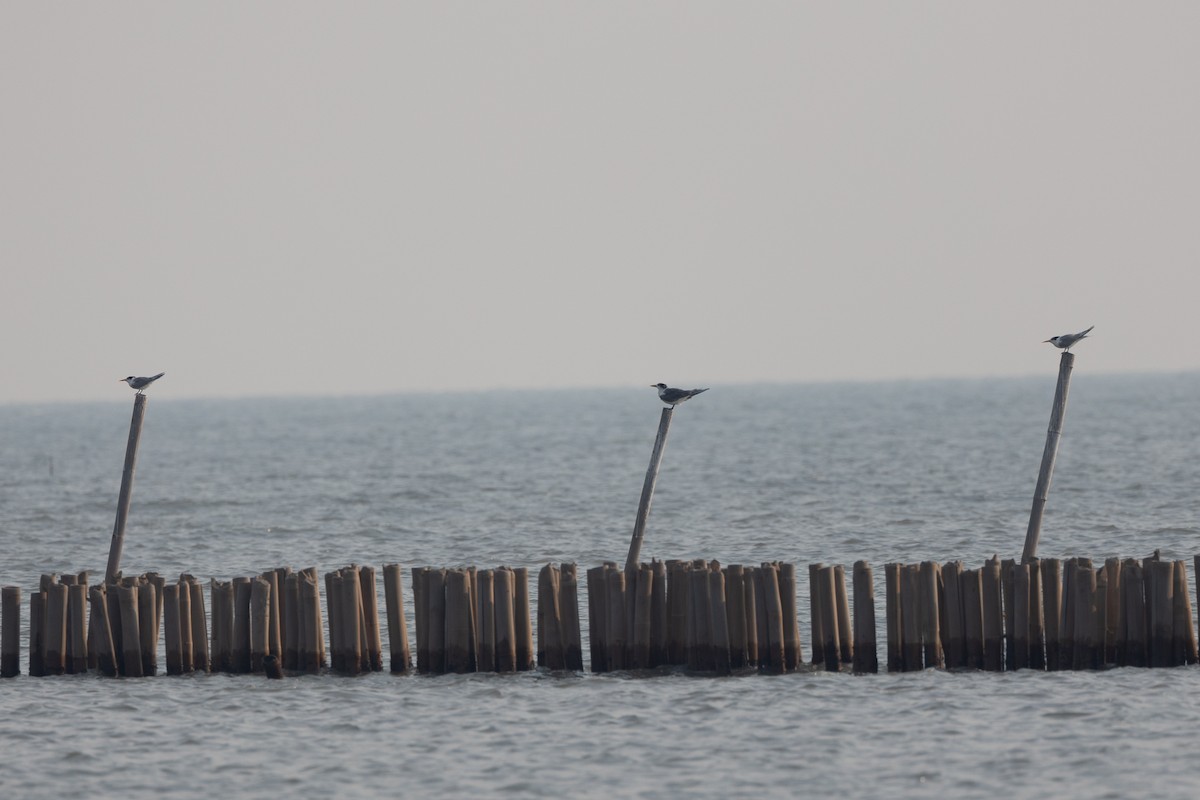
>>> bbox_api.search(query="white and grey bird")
[651,383,709,407]
[120,372,165,393]
[1043,325,1094,352]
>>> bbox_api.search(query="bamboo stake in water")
[1022,351,1075,563]
[105,393,149,583]
[625,407,673,571]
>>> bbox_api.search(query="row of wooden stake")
[4,554,1200,677]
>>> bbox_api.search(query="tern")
[1043,326,1094,352]
[120,372,165,393]
[652,383,709,407]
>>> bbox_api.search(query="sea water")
[1,374,1198,797]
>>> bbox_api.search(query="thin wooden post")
[383,564,411,673]
[537,565,564,670]
[941,561,964,669]
[741,565,758,669]
[177,577,193,672]
[475,569,496,673]
[688,565,713,671]
[1119,559,1147,667]
[586,566,607,673]
[819,566,841,672]
[809,563,826,666]
[358,566,383,672]
[625,407,673,571]
[1072,559,1096,670]
[105,393,148,583]
[666,561,687,666]
[981,557,1003,671]
[1041,559,1062,670]
[1,587,20,677]
[631,565,653,669]
[163,583,183,675]
[899,564,921,671]
[445,569,472,674]
[1172,561,1197,666]
[761,563,786,673]
[561,564,583,671]
[919,562,943,669]
[43,582,68,676]
[1149,559,1173,668]
[1104,557,1121,665]
[1028,558,1046,670]
[298,571,322,673]
[650,560,668,668]
[851,561,878,674]
[424,568,447,674]
[231,577,252,673]
[1001,558,1015,671]
[1091,568,1108,669]
[494,567,517,672]
[724,565,747,670]
[1012,562,1030,670]
[263,570,283,670]
[884,563,902,672]
[64,576,86,674]
[250,576,271,673]
[88,586,118,677]
[514,567,534,671]
[1022,351,1075,563]
[834,564,853,665]
[708,564,732,675]
[117,583,143,677]
[604,565,627,671]
[137,577,158,676]
[779,563,802,670]
[961,569,984,670]
[340,568,364,675]
[188,577,210,673]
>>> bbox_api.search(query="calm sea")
[2,374,1199,798]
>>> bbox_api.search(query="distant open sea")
[2,374,1199,798]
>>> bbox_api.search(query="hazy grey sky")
[4,3,1198,404]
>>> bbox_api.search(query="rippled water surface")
[2,375,1199,797]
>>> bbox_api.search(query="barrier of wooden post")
[475,569,496,673]
[724,565,747,670]
[586,566,607,673]
[1171,561,1197,666]
[851,561,878,674]
[340,568,364,675]
[537,564,564,670]
[687,564,712,671]
[707,564,731,675]
[66,578,88,674]
[298,571,323,673]
[1103,557,1120,665]
[899,564,921,671]
[1,586,20,677]
[1072,559,1095,670]
[1022,351,1075,564]
[1118,559,1146,667]
[383,564,411,673]
[210,580,233,673]
[741,565,758,669]
[624,407,673,571]
[1028,558,1046,670]
[761,563,786,673]
[264,570,283,670]
[105,392,149,583]
[1041,559,1062,670]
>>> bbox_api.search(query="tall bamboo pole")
[105,393,148,582]
[1022,351,1075,563]
[625,407,673,571]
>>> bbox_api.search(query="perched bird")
[651,383,709,407]
[120,372,165,393]
[1043,326,1094,352]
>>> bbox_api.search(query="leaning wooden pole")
[1022,351,1075,564]
[105,393,149,583]
[624,407,674,571]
